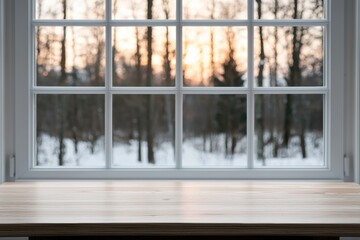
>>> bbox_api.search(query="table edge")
[1,223,360,237]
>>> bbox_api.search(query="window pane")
[112,0,176,20]
[255,0,325,19]
[254,26,324,87]
[183,95,247,167]
[36,94,105,167]
[35,0,105,20]
[183,0,247,19]
[254,94,324,167]
[113,95,175,167]
[183,27,248,87]
[36,26,106,86]
[113,27,176,86]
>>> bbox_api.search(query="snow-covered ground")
[113,140,175,168]
[254,132,324,167]
[36,133,324,168]
[36,135,106,167]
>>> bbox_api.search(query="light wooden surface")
[0,182,360,237]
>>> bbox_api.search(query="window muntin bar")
[31,0,330,170]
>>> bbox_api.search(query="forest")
[35,0,325,168]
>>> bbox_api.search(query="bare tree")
[256,0,265,163]
[146,0,155,163]
[57,0,67,166]
[112,0,120,83]
[131,1,145,162]
[93,0,105,86]
[269,0,281,157]
[209,0,216,84]
[70,26,79,165]
[283,0,308,159]
[163,0,175,153]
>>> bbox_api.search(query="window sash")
[12,0,344,180]
[0,0,4,183]
[355,0,360,184]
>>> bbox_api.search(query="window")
[14,0,345,179]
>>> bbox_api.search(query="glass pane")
[36,94,105,167]
[254,26,324,87]
[254,94,324,167]
[35,0,105,20]
[113,27,176,86]
[113,95,175,167]
[36,26,106,86]
[183,0,247,19]
[112,0,176,20]
[183,27,248,87]
[183,95,247,167]
[255,0,325,19]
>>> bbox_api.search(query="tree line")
[36,0,324,166]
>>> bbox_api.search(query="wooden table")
[0,182,360,240]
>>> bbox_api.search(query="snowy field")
[36,133,324,168]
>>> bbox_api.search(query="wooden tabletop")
[0,181,360,237]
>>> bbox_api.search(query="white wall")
[344,0,356,182]
[0,0,5,183]
[3,0,15,182]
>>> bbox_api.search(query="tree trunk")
[57,96,66,166]
[300,118,307,158]
[112,29,118,83]
[283,0,306,151]
[60,0,67,85]
[146,0,155,164]
[133,27,143,162]
[94,30,104,86]
[209,0,215,83]
[137,109,142,162]
[231,134,237,156]
[256,0,265,164]
[163,1,175,153]
[283,94,292,147]
[70,27,79,165]
[271,0,279,157]
[58,0,67,166]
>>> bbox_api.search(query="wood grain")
[0,182,359,237]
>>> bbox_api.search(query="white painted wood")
[0,0,4,183]
[14,0,31,179]
[13,0,346,180]
[175,0,183,169]
[247,0,254,169]
[328,0,345,180]
[355,0,360,184]
[105,0,112,169]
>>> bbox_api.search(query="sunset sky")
[35,0,324,87]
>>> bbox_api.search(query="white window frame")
[355,0,360,184]
[0,0,4,183]
[14,0,345,180]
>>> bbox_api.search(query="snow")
[36,135,105,167]
[182,135,248,167]
[254,132,324,167]
[113,140,175,168]
[36,133,324,168]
